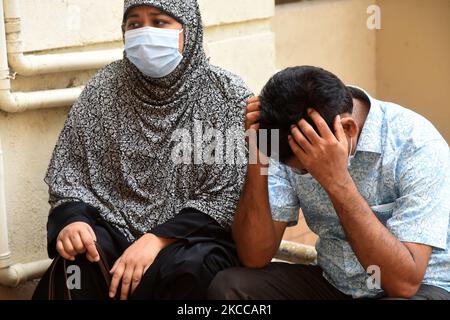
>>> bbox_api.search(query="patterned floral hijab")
[45,0,252,241]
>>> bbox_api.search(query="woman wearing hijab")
[32,0,252,300]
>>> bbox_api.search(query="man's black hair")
[347,86,371,107]
[259,66,353,164]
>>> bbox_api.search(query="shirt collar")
[348,86,383,155]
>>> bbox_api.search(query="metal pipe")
[3,0,123,76]
[0,136,10,269]
[0,0,84,113]
[0,137,52,288]
[0,86,84,113]
[0,260,52,288]
[275,241,317,265]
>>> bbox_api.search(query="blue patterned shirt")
[268,90,450,298]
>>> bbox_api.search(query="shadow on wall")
[273,0,450,143]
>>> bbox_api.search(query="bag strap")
[48,256,60,300]
[95,242,112,288]
[63,259,72,300]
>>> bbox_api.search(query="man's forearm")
[325,176,424,297]
[233,163,278,268]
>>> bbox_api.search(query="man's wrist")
[248,161,270,179]
[322,171,356,196]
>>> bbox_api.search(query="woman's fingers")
[110,257,120,275]
[109,260,125,298]
[56,222,99,262]
[62,237,77,258]
[86,225,97,243]
[79,229,100,262]
[70,232,85,254]
[131,267,144,295]
[56,239,75,261]
[120,265,135,300]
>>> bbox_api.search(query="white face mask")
[124,26,183,78]
[292,136,356,178]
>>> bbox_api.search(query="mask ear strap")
[348,137,353,157]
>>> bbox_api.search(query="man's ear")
[340,116,359,139]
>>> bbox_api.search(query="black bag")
[47,242,112,300]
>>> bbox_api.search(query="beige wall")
[273,0,450,245]
[377,0,450,142]
[0,0,276,299]
[273,0,450,142]
[273,0,377,246]
[273,0,377,95]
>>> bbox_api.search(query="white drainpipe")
[0,137,52,287]
[0,260,52,288]
[0,0,83,113]
[3,0,123,76]
[0,0,122,113]
[0,137,10,269]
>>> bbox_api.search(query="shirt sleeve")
[387,140,450,250]
[268,159,300,227]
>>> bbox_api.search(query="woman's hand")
[245,96,261,131]
[109,233,176,300]
[56,222,100,262]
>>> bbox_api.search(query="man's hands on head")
[288,109,353,191]
[288,111,432,298]
[242,102,434,298]
[245,96,261,131]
